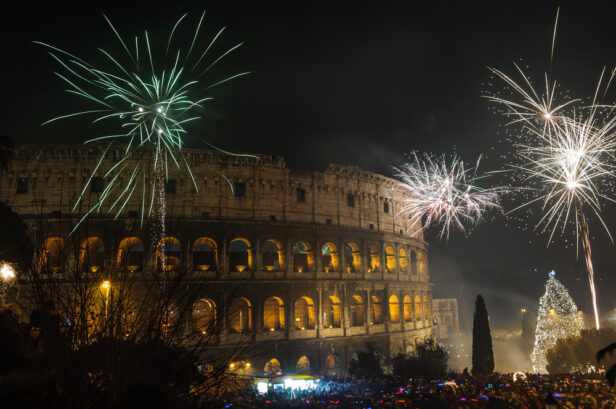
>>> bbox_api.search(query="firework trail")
[36,12,249,233]
[486,10,616,329]
[393,152,505,240]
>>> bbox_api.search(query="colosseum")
[0,144,435,377]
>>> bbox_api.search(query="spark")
[393,152,506,240]
[486,11,616,330]
[36,12,249,232]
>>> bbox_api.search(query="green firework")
[36,12,249,232]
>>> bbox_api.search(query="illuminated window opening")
[294,296,315,329]
[320,242,338,272]
[263,296,285,331]
[193,238,217,271]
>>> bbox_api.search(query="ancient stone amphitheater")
[0,145,435,376]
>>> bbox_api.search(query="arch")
[228,298,252,333]
[368,244,380,273]
[423,293,429,322]
[79,237,104,273]
[294,296,315,329]
[324,353,342,376]
[292,241,313,272]
[42,237,66,273]
[296,355,311,375]
[162,303,178,336]
[389,295,400,323]
[410,250,418,275]
[323,296,341,328]
[414,294,423,322]
[344,242,361,273]
[320,242,338,272]
[370,295,384,324]
[399,248,409,274]
[229,238,252,272]
[264,358,281,375]
[263,296,285,331]
[262,239,284,271]
[350,295,365,326]
[418,251,426,275]
[193,238,217,271]
[403,295,412,322]
[385,246,396,272]
[193,298,217,334]
[157,236,181,271]
[117,237,144,272]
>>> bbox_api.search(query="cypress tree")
[472,294,494,374]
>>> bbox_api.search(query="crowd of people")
[207,374,614,409]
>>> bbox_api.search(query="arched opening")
[193,238,217,271]
[399,248,409,274]
[79,237,104,273]
[418,251,426,275]
[161,303,178,337]
[323,296,341,328]
[120,300,138,338]
[350,295,364,326]
[294,296,315,329]
[385,246,396,273]
[389,295,400,323]
[368,244,380,273]
[423,293,429,322]
[42,237,66,273]
[370,295,384,324]
[229,238,252,272]
[263,296,285,331]
[324,354,342,376]
[117,237,144,272]
[264,358,281,375]
[403,295,412,322]
[292,241,313,272]
[410,251,418,275]
[193,298,217,334]
[344,242,361,273]
[296,355,311,375]
[157,237,181,271]
[414,294,423,322]
[320,242,338,272]
[262,239,284,271]
[228,298,252,333]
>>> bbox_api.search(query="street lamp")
[0,262,17,305]
[100,280,111,319]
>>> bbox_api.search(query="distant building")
[433,298,459,339]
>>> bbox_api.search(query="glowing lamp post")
[0,263,16,305]
[101,280,111,319]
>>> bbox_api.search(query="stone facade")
[433,298,459,339]
[0,144,435,376]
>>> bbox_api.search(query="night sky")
[4,2,616,331]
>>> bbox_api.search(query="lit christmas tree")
[531,271,583,373]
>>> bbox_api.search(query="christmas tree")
[531,271,583,373]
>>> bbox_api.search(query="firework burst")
[36,12,249,232]
[486,9,616,329]
[393,152,505,240]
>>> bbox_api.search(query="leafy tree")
[348,343,383,378]
[546,328,616,374]
[472,294,494,375]
[0,202,32,270]
[391,338,447,379]
[597,339,616,386]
